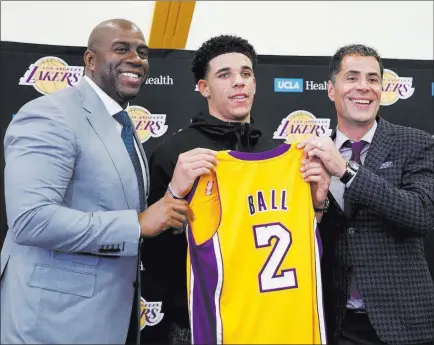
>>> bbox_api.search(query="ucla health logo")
[274,78,303,93]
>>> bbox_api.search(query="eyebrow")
[346,70,380,78]
[215,65,253,76]
[112,40,149,50]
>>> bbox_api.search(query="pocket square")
[380,161,393,169]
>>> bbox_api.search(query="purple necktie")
[350,141,366,165]
[342,140,367,165]
[343,140,367,301]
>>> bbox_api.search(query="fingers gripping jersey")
[186,143,326,344]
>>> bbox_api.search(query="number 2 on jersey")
[253,223,298,292]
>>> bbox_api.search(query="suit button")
[348,228,355,235]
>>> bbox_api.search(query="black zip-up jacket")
[142,112,277,329]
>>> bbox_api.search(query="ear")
[252,76,256,95]
[83,50,96,72]
[327,80,335,102]
[198,79,210,98]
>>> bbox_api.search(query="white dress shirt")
[328,120,378,309]
[84,75,147,197]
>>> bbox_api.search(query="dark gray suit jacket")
[319,117,434,344]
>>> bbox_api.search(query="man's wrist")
[336,160,347,179]
[167,183,183,199]
[313,198,329,213]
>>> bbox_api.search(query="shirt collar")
[84,75,128,116]
[335,120,378,149]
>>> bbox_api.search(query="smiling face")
[328,54,382,130]
[198,52,256,123]
[84,21,149,107]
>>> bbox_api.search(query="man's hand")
[138,194,190,237]
[297,136,347,178]
[300,156,331,209]
[169,148,218,198]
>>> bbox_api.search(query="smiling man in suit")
[1,19,216,344]
[298,44,434,345]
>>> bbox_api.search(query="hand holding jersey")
[138,195,190,236]
[170,148,218,198]
[298,136,348,178]
[300,154,331,222]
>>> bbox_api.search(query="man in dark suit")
[298,44,434,344]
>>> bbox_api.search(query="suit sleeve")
[346,132,434,236]
[4,98,140,256]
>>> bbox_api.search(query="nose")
[356,78,370,92]
[127,50,144,66]
[233,73,246,88]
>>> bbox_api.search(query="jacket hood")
[188,112,263,141]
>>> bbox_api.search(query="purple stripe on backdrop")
[228,143,291,161]
[315,226,323,258]
[188,229,219,344]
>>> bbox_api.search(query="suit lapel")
[349,118,396,216]
[76,79,139,211]
[329,120,396,218]
[328,190,346,217]
[363,118,396,172]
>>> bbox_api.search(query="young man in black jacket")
[143,35,276,344]
[143,35,329,344]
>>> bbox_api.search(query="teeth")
[233,96,246,99]
[121,72,139,79]
[352,99,370,104]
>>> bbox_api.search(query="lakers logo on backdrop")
[128,106,168,143]
[19,56,83,95]
[381,69,415,106]
[273,110,331,143]
[140,297,164,329]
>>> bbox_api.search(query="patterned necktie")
[343,140,367,302]
[113,110,146,212]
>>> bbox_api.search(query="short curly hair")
[192,35,257,83]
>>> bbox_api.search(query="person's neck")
[85,73,127,109]
[337,119,376,141]
[208,108,250,124]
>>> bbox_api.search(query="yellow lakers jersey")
[186,143,326,344]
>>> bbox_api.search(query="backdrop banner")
[1,41,433,343]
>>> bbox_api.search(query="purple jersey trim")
[228,143,291,161]
[188,230,219,344]
[187,175,224,344]
[187,177,200,203]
